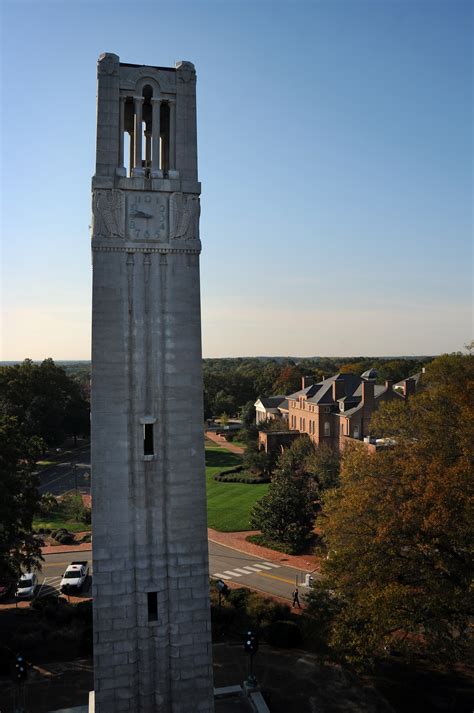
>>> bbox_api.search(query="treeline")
[3,356,432,426]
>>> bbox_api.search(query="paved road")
[12,542,311,604]
[209,541,310,601]
[37,446,91,496]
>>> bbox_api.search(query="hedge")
[213,466,270,484]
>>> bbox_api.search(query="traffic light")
[11,652,28,682]
[244,630,258,654]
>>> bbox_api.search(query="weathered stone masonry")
[91,53,214,712]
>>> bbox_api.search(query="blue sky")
[1,0,472,359]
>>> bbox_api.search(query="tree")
[257,415,290,433]
[250,468,316,552]
[308,352,474,666]
[0,416,44,582]
[242,442,276,478]
[271,365,303,395]
[277,437,340,491]
[0,358,90,446]
[238,400,256,428]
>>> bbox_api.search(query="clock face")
[126,192,168,241]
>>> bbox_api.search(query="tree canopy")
[0,358,90,446]
[0,416,43,582]
[250,464,317,553]
[308,351,474,666]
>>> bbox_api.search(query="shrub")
[51,528,75,544]
[213,466,270,483]
[263,620,302,648]
[247,597,291,625]
[227,588,251,611]
[74,600,93,623]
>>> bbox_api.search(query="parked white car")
[16,572,38,598]
[60,561,89,593]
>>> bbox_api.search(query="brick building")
[261,370,419,451]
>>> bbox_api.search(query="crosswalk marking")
[249,564,273,571]
[232,568,255,575]
[223,570,242,577]
[262,562,280,568]
[213,573,231,580]
[240,566,262,573]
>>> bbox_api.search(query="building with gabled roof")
[254,395,289,424]
[285,370,420,449]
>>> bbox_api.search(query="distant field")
[205,445,268,532]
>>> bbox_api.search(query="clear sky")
[1,0,472,360]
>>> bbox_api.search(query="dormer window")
[339,402,344,412]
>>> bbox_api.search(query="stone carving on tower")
[92,190,125,238]
[169,192,200,240]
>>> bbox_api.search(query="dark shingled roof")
[258,396,286,409]
[288,373,405,413]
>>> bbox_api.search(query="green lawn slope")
[205,446,269,532]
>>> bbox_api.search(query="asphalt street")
[20,542,311,604]
[37,445,91,496]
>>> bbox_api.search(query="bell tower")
[90,53,214,712]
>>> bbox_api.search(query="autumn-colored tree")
[307,352,473,666]
[271,365,303,395]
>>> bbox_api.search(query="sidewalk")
[205,431,245,454]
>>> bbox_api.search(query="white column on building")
[151,97,162,178]
[132,96,145,177]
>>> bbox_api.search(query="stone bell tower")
[90,53,214,712]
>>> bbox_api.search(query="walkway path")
[205,432,245,454]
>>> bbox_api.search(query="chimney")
[332,377,345,401]
[385,380,393,392]
[361,379,374,406]
[301,376,314,389]
[403,378,416,399]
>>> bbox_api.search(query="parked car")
[60,561,89,593]
[16,572,38,599]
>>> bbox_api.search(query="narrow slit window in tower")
[144,423,154,455]
[147,592,158,622]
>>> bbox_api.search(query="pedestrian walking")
[292,588,301,608]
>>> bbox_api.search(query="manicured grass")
[33,515,87,533]
[205,446,269,532]
[226,440,247,449]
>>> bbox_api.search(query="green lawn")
[33,515,87,533]
[205,446,269,532]
[227,440,247,449]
